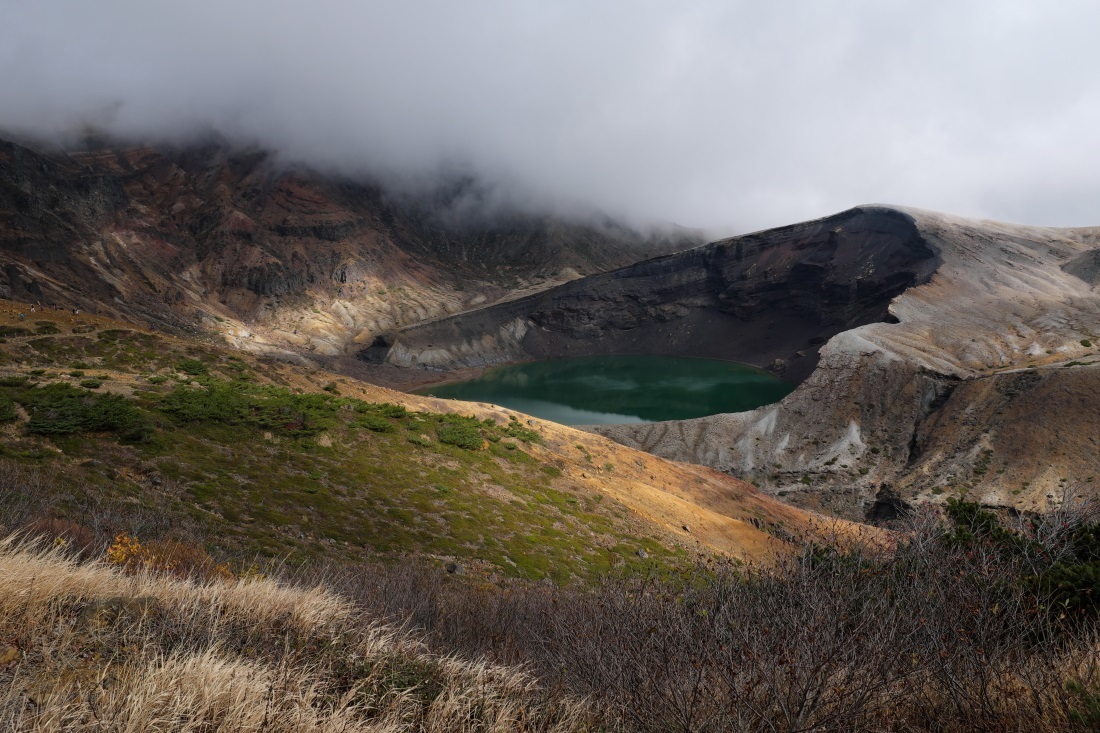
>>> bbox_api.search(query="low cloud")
[3,1,1099,233]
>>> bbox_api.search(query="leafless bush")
[327,504,1100,732]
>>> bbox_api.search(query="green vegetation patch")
[177,358,209,376]
[0,329,684,582]
[436,414,484,450]
[503,416,543,444]
[12,383,153,442]
[158,382,342,437]
[0,394,17,422]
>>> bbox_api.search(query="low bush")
[0,395,16,422]
[356,413,395,433]
[104,532,233,582]
[436,415,484,450]
[357,402,407,418]
[22,516,98,557]
[332,497,1100,733]
[159,381,343,437]
[177,358,208,376]
[15,383,153,442]
[504,416,542,444]
[159,382,250,424]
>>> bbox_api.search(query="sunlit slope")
[0,301,859,578]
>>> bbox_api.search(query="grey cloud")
[2,0,1099,233]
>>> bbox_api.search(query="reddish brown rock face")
[0,137,695,355]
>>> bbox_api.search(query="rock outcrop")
[0,137,696,362]
[373,206,939,385]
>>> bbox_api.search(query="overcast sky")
[2,1,1099,234]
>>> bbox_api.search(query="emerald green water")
[415,355,794,426]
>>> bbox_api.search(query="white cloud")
[2,0,1098,233]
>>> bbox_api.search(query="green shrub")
[159,383,250,424]
[504,418,542,444]
[1067,679,1100,727]
[79,379,103,389]
[177,358,208,376]
[147,375,168,385]
[18,383,152,442]
[1082,339,1093,348]
[0,394,17,422]
[356,413,395,433]
[159,381,342,437]
[383,404,408,418]
[251,389,340,436]
[0,376,29,387]
[945,498,1100,623]
[436,415,484,450]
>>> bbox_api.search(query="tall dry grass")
[0,539,590,732]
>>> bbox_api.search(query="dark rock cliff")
[372,206,940,385]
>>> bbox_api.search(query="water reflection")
[416,355,793,426]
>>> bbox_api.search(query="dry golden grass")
[0,537,590,732]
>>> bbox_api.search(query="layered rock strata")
[373,206,939,386]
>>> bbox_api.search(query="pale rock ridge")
[597,207,1100,518]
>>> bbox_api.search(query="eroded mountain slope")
[0,137,695,367]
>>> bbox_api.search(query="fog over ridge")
[2,1,1099,234]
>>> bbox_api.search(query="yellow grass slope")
[0,537,589,731]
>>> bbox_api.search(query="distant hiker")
[18,313,24,320]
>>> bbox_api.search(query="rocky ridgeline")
[373,206,938,386]
[377,206,1100,519]
[0,137,695,361]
